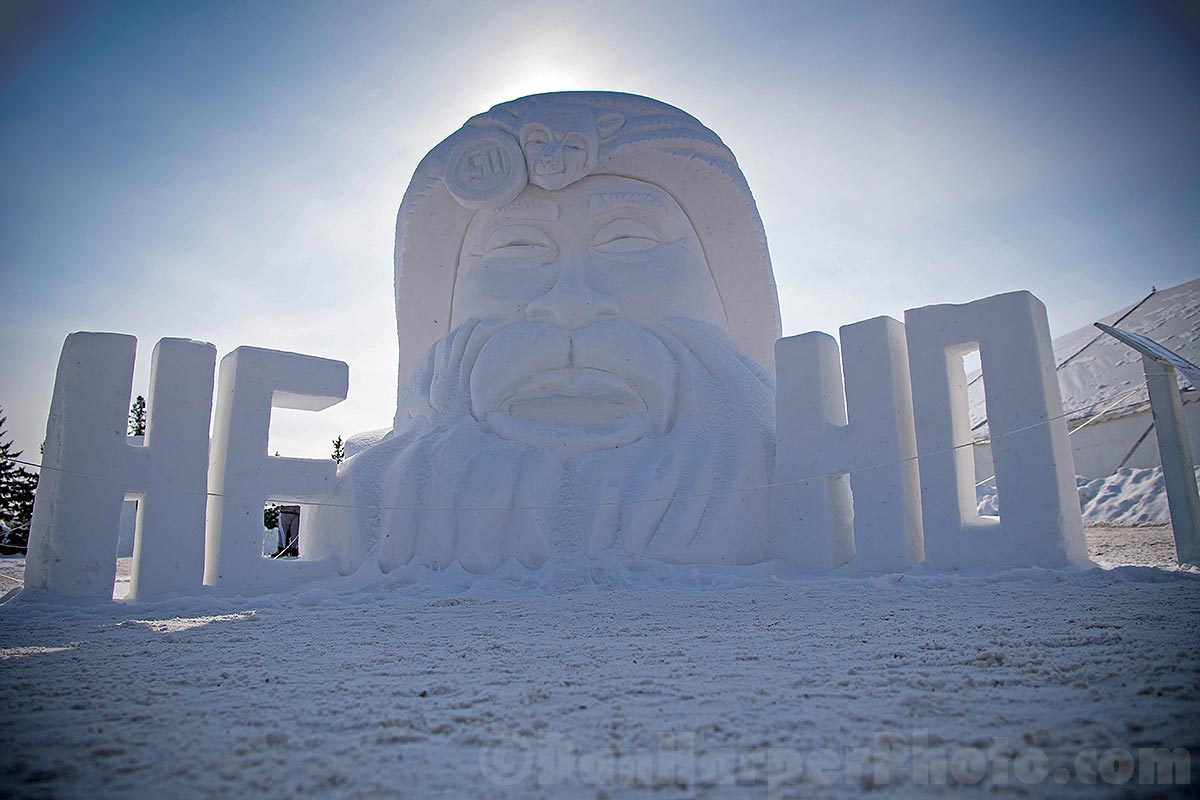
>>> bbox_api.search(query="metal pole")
[1142,356,1200,564]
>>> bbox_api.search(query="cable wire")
[6,383,1144,514]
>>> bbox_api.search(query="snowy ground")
[1,527,1197,799]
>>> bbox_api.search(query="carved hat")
[393,91,781,392]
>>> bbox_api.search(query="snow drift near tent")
[977,465,1200,527]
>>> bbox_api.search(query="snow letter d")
[905,291,1088,569]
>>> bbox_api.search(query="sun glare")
[469,35,605,108]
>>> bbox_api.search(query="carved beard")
[315,317,776,575]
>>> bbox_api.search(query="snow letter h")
[771,316,924,570]
[25,334,216,601]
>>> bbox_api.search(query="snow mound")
[977,465,1199,526]
[1077,466,1199,526]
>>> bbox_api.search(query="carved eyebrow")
[479,198,560,224]
[589,192,665,216]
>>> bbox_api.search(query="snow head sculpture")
[310,92,783,574]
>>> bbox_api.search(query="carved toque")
[393,91,782,392]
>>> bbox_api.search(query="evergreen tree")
[0,410,30,520]
[8,469,36,527]
[331,435,346,465]
[129,395,146,437]
[0,410,38,553]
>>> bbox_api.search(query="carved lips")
[468,318,677,458]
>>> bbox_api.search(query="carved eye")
[482,225,554,259]
[562,133,588,154]
[523,128,550,147]
[592,219,661,254]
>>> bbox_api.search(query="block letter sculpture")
[771,316,923,570]
[204,347,348,591]
[905,291,1088,569]
[22,96,1113,595]
[26,334,216,600]
[839,317,924,570]
[129,339,219,600]
[771,331,855,569]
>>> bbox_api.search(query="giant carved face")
[450,174,729,456]
[312,94,780,573]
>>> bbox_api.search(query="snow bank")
[978,465,1200,526]
[1077,466,1200,526]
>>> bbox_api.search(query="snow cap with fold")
[392,91,781,398]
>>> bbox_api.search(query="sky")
[0,0,1197,461]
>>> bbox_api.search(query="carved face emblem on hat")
[518,104,625,191]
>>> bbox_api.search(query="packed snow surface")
[1,526,1198,798]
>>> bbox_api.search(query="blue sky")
[1,0,1197,459]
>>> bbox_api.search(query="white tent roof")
[969,277,1200,440]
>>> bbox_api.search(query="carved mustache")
[535,151,563,174]
[467,318,677,434]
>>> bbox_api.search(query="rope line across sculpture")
[7,386,1133,514]
[20,91,1097,602]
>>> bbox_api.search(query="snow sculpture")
[23,92,1095,597]
[129,341,218,600]
[310,92,783,573]
[25,334,216,600]
[772,316,923,571]
[905,291,1089,569]
[204,347,347,591]
[772,332,855,570]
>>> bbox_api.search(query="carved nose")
[537,142,563,173]
[526,256,619,330]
